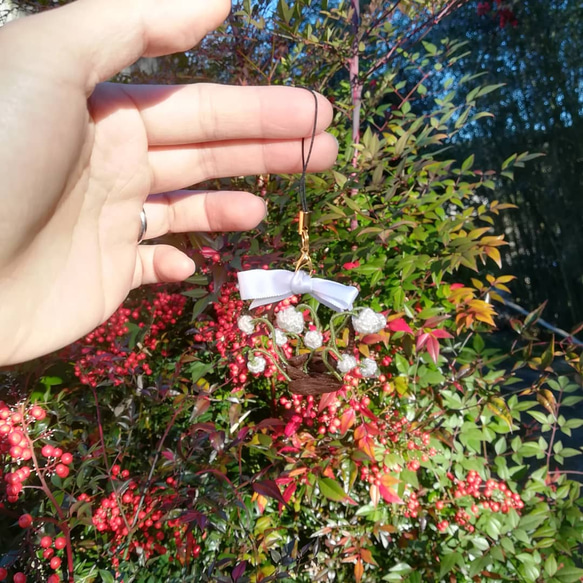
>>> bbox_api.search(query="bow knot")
[290,271,313,295]
[238,269,358,312]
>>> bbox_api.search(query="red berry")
[18,513,33,528]
[50,557,61,570]
[0,567,6,580]
[54,537,66,550]
[43,548,55,559]
[30,406,46,420]
[8,431,23,446]
[41,445,56,458]
[40,535,52,548]
[48,576,60,583]
[13,573,26,583]
[60,453,73,465]
[55,464,69,479]
[53,448,63,458]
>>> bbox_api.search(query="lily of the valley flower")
[276,306,305,335]
[338,354,358,374]
[304,330,323,350]
[247,356,267,374]
[352,308,386,334]
[237,315,255,335]
[359,357,379,378]
[274,329,288,347]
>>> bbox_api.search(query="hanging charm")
[237,88,359,312]
[294,210,313,273]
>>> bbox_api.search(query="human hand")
[0,0,337,365]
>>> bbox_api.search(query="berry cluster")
[432,471,524,533]
[0,403,65,504]
[91,472,194,564]
[194,281,294,388]
[70,291,186,387]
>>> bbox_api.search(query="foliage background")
[1,1,583,583]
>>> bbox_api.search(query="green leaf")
[99,571,116,583]
[544,555,558,577]
[439,552,461,579]
[556,565,583,583]
[318,477,350,503]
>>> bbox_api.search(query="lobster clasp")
[294,211,313,274]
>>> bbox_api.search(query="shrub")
[1,1,582,582]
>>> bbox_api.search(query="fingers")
[143,191,267,240]
[148,133,339,194]
[6,0,230,89]
[133,245,196,288]
[122,84,334,146]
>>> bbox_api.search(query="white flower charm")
[276,306,304,335]
[359,358,378,378]
[352,308,386,335]
[304,330,323,350]
[337,354,358,374]
[247,356,266,374]
[274,328,288,347]
[237,315,255,335]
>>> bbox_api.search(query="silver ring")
[137,208,147,244]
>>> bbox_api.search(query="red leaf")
[254,418,287,431]
[378,483,403,504]
[319,391,339,413]
[339,409,356,434]
[284,418,301,437]
[232,561,247,582]
[431,328,453,339]
[360,406,378,423]
[361,333,387,345]
[388,318,413,334]
[282,482,297,503]
[252,480,287,506]
[359,436,376,460]
[354,559,364,582]
[416,332,430,351]
[354,424,366,441]
[426,335,440,363]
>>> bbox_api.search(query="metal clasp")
[294,211,313,273]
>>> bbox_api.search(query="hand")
[0,0,337,365]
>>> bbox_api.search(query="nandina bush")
[2,1,583,582]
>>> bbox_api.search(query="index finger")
[2,0,231,91]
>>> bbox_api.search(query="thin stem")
[22,405,75,582]
[90,385,132,534]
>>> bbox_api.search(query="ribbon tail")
[311,280,360,312]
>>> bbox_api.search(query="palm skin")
[0,0,337,365]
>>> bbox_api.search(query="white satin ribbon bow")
[237,269,359,312]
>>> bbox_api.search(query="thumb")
[2,0,231,90]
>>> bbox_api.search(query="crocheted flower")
[304,330,323,350]
[359,357,378,378]
[276,306,304,335]
[274,329,288,347]
[337,354,358,374]
[237,315,255,335]
[247,356,266,374]
[352,308,386,335]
